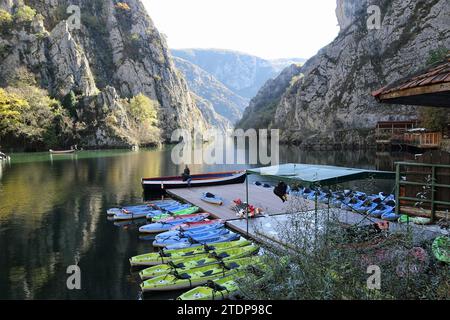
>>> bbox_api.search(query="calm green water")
[0,147,412,299]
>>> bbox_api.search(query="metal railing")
[395,161,450,222]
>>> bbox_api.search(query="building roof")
[247,163,394,186]
[373,53,450,108]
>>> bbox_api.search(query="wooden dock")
[166,183,318,221]
[166,183,448,248]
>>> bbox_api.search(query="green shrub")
[0,9,12,29]
[0,86,74,148]
[14,5,36,24]
[427,47,448,65]
[128,94,158,125]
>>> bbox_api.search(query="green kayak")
[150,207,200,222]
[140,256,261,292]
[432,236,449,263]
[139,244,260,279]
[177,273,241,300]
[129,238,251,267]
[177,265,266,300]
[398,215,431,225]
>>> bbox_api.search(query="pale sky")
[142,0,340,60]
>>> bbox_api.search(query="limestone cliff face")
[237,63,303,130]
[0,0,208,146]
[242,0,450,147]
[173,57,247,125]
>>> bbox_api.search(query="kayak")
[201,193,223,205]
[145,204,194,219]
[165,232,241,250]
[139,244,260,279]
[398,215,432,225]
[149,207,201,222]
[171,219,224,231]
[139,213,210,234]
[432,236,449,263]
[113,211,151,221]
[107,201,180,215]
[153,228,231,248]
[129,238,251,266]
[177,273,240,300]
[140,256,260,292]
[155,223,225,239]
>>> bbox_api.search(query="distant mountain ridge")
[171,48,305,100]
[173,57,247,124]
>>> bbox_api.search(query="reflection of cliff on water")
[0,149,170,299]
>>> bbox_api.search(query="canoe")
[153,228,230,248]
[141,171,246,192]
[156,222,224,239]
[140,256,260,292]
[149,206,200,222]
[139,244,260,279]
[201,193,223,205]
[165,232,241,250]
[139,213,210,234]
[129,238,251,267]
[432,236,449,263]
[49,149,75,154]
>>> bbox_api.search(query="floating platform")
[166,183,319,221]
[167,184,448,249]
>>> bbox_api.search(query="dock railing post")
[395,163,401,216]
[246,171,249,236]
[431,165,436,223]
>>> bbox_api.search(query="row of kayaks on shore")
[289,187,434,224]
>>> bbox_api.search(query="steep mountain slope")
[237,63,303,130]
[240,0,450,148]
[0,0,208,148]
[173,57,247,124]
[276,0,450,146]
[171,48,302,99]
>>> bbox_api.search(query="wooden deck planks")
[166,183,317,221]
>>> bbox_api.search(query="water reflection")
[0,147,413,299]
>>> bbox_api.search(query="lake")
[0,146,414,299]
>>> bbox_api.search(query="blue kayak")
[201,193,223,205]
[139,213,210,234]
[164,232,241,250]
[155,223,225,240]
[153,228,230,247]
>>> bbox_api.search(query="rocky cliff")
[173,57,246,124]
[0,0,209,148]
[241,0,450,148]
[237,63,303,130]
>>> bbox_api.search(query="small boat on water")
[49,149,76,155]
[141,171,246,192]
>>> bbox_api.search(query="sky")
[142,0,340,60]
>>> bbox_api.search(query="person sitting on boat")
[273,181,288,203]
[181,165,192,186]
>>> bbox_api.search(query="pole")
[246,172,249,236]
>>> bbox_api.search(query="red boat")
[141,171,246,192]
